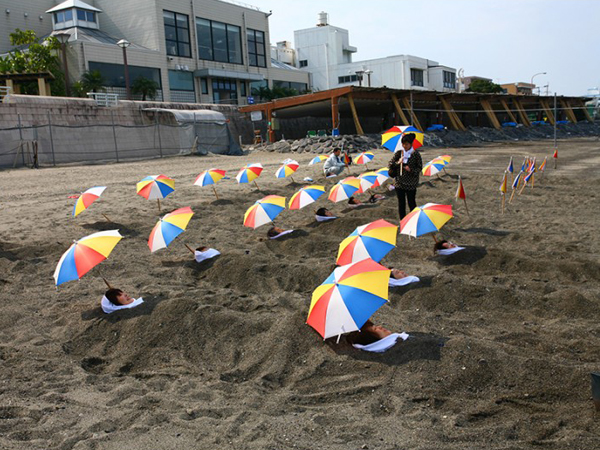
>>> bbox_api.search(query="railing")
[0,86,12,102]
[87,92,119,107]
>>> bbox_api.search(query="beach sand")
[0,138,599,449]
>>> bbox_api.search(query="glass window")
[200,78,208,94]
[247,29,266,68]
[56,12,64,23]
[77,9,86,20]
[240,81,246,97]
[227,25,242,64]
[163,10,191,58]
[169,70,194,91]
[64,10,73,21]
[212,22,228,62]
[299,60,308,68]
[411,69,424,87]
[196,18,243,65]
[86,11,95,22]
[88,61,162,89]
[196,18,212,60]
[212,77,237,104]
[443,71,456,89]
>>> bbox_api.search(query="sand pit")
[0,138,599,449]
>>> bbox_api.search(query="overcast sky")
[245,0,598,96]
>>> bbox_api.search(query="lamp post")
[530,72,546,95]
[364,69,373,87]
[354,69,365,87]
[54,32,70,97]
[117,39,131,100]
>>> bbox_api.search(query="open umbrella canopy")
[434,154,452,165]
[328,177,360,202]
[422,160,446,176]
[400,203,453,238]
[53,230,123,286]
[381,125,424,152]
[136,175,175,200]
[194,169,226,186]
[355,151,375,165]
[72,186,107,217]
[148,206,194,252]
[376,167,390,179]
[307,258,391,340]
[309,155,328,165]
[337,219,398,265]
[276,160,300,179]
[236,163,263,184]
[357,172,376,192]
[243,195,286,229]
[289,185,325,210]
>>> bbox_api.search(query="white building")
[293,12,457,93]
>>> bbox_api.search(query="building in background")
[292,12,457,93]
[0,0,309,104]
[501,82,535,95]
[460,76,493,92]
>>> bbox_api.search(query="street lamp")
[530,72,546,95]
[354,69,365,87]
[364,69,373,87]
[117,39,131,100]
[54,32,70,97]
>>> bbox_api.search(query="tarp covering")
[143,109,242,156]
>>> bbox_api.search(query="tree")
[0,29,64,95]
[466,79,504,94]
[80,70,105,93]
[131,76,159,101]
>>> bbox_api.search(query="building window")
[212,78,238,104]
[299,60,308,68]
[164,10,191,58]
[196,18,242,64]
[411,69,424,87]
[240,81,246,97]
[168,70,194,91]
[89,61,162,88]
[273,80,307,94]
[247,29,266,68]
[200,78,208,94]
[338,75,358,84]
[443,71,456,89]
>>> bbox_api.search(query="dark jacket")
[388,150,422,190]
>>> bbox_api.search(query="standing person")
[323,148,347,176]
[387,133,423,220]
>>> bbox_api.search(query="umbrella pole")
[253,180,260,190]
[290,176,295,183]
[443,167,448,175]
[102,277,112,289]
[509,189,516,204]
[400,149,404,176]
[157,199,161,212]
[212,185,219,200]
[518,182,527,196]
[463,198,470,217]
[531,173,535,189]
[184,243,195,254]
[431,234,438,243]
[501,195,505,214]
[102,213,112,223]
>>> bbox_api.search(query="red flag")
[343,152,351,165]
[553,149,558,159]
[455,176,466,199]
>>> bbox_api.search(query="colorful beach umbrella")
[236,163,263,188]
[243,195,286,229]
[328,177,361,202]
[376,167,390,180]
[307,258,391,340]
[422,160,446,176]
[355,151,375,166]
[337,219,398,266]
[309,155,328,165]
[358,172,377,192]
[400,203,453,238]
[72,186,107,217]
[136,175,175,200]
[289,185,325,210]
[53,230,123,286]
[276,159,300,180]
[381,125,424,152]
[435,154,452,165]
[194,168,226,199]
[148,207,194,253]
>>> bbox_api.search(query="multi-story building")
[501,82,535,95]
[0,0,309,104]
[293,12,457,93]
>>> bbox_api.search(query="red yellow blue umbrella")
[400,203,453,238]
[72,186,107,217]
[337,219,398,266]
[243,195,286,229]
[137,174,175,212]
[355,151,375,168]
[289,185,325,210]
[381,125,424,152]
[236,163,263,189]
[328,177,360,203]
[358,172,377,193]
[275,159,300,182]
[422,160,446,176]
[434,154,452,165]
[53,230,123,286]
[309,155,327,165]
[194,168,226,199]
[148,207,194,253]
[307,258,391,340]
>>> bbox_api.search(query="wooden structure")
[239,86,592,142]
[0,72,55,96]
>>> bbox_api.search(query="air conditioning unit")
[175,64,181,70]
[183,65,189,71]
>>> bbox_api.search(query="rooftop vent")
[317,11,328,27]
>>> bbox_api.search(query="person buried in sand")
[316,207,335,218]
[323,148,347,177]
[433,239,465,255]
[346,320,392,346]
[101,288,144,314]
[267,226,294,239]
[390,268,408,279]
[194,245,220,263]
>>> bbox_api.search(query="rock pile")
[245,122,600,154]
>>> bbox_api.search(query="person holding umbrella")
[387,133,423,221]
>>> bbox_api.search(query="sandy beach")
[0,137,599,449]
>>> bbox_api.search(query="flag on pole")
[553,149,558,159]
[343,152,352,166]
[507,157,513,174]
[512,171,522,189]
[455,176,466,199]
[499,171,508,194]
[521,157,528,173]
[524,169,534,184]
[538,156,547,173]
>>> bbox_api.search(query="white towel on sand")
[353,332,410,353]
[101,296,144,314]
[269,230,294,240]
[194,248,220,263]
[315,215,337,222]
[436,246,465,256]
[388,276,420,287]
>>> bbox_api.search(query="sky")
[243,0,599,96]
